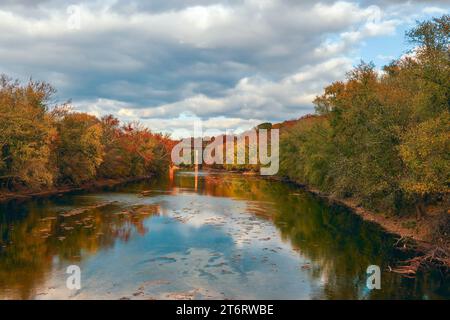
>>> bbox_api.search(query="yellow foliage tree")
[399,111,450,216]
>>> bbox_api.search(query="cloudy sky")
[1,0,449,137]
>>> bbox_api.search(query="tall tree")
[56,113,104,185]
[0,76,57,189]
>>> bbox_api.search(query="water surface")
[0,170,448,299]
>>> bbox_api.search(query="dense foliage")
[279,16,449,215]
[0,79,172,191]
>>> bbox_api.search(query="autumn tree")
[279,15,449,215]
[55,113,104,185]
[0,76,173,192]
[98,118,171,178]
[279,115,334,189]
[399,111,450,217]
[97,115,127,178]
[0,75,57,189]
[396,15,450,216]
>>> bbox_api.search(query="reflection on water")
[0,170,448,299]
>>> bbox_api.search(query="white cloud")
[422,6,448,15]
[91,56,352,132]
[1,0,448,134]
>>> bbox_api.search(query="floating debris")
[128,204,160,216]
[40,217,57,221]
[139,190,153,196]
[59,201,116,217]
[301,263,311,270]
[165,289,199,300]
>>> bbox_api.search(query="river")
[0,170,448,299]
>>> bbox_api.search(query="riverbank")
[263,174,450,272]
[0,175,153,204]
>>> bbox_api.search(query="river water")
[0,170,448,299]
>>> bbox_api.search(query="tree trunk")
[415,201,426,221]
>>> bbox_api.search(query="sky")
[1,0,449,138]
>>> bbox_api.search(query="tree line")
[279,15,449,217]
[0,77,173,191]
[1,15,448,220]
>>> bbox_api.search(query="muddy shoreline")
[268,175,439,241]
[0,175,154,204]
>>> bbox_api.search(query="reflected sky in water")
[0,170,448,299]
